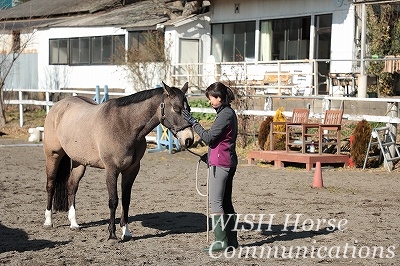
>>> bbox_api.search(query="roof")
[0,0,122,19]
[0,0,209,30]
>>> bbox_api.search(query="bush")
[350,120,372,167]
[258,116,273,150]
[188,99,215,121]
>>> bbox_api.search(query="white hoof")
[121,225,132,241]
[68,206,80,230]
[69,224,81,230]
[44,209,53,228]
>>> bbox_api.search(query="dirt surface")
[0,138,399,265]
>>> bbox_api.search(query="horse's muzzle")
[176,127,194,148]
[184,137,194,148]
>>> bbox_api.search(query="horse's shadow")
[129,211,207,240]
[80,211,207,240]
[0,223,69,253]
[80,213,338,244]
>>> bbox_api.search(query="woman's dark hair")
[205,82,235,105]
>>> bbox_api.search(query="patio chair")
[318,109,344,154]
[285,109,313,152]
[270,108,309,151]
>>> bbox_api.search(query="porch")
[247,150,349,171]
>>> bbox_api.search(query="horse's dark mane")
[114,88,164,107]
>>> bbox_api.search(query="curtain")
[260,21,273,61]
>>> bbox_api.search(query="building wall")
[209,0,357,73]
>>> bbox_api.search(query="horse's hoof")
[108,234,118,240]
[70,225,81,231]
[121,234,132,242]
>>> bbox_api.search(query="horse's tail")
[53,154,71,212]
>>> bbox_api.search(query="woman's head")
[205,82,235,106]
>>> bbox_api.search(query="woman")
[182,82,239,252]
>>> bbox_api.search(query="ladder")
[363,126,400,172]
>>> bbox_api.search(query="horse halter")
[160,93,191,136]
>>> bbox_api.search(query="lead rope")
[187,148,210,243]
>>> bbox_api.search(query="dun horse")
[43,82,194,241]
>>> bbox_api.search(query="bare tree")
[0,25,36,127]
[116,30,172,91]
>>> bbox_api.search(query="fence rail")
[3,87,400,128]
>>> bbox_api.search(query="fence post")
[101,85,109,103]
[19,90,23,127]
[387,102,398,169]
[45,91,50,113]
[94,85,100,103]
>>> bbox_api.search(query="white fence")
[3,88,400,129]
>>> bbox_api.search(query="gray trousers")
[208,166,236,214]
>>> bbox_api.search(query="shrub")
[258,116,273,150]
[350,120,372,167]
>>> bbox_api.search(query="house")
[0,0,210,93]
[0,0,376,96]
[203,0,365,96]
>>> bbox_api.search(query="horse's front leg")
[67,162,86,230]
[120,164,140,241]
[106,167,120,240]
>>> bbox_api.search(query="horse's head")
[159,82,194,148]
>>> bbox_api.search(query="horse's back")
[44,96,99,154]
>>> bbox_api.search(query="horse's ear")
[162,81,173,95]
[181,82,189,94]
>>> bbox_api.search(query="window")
[70,37,90,65]
[49,39,68,64]
[91,35,125,64]
[49,35,125,65]
[211,22,255,62]
[260,17,311,61]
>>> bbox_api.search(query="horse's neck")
[122,95,162,139]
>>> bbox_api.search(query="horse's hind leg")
[105,167,120,240]
[44,151,65,228]
[67,162,86,230]
[119,164,140,241]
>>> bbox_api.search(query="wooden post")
[19,90,23,127]
[388,103,398,169]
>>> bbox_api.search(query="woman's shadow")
[238,223,338,247]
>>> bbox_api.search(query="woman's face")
[208,95,222,108]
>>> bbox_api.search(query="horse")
[43,82,194,241]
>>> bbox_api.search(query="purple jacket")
[192,105,238,167]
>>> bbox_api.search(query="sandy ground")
[0,138,399,266]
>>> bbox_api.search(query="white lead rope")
[195,159,210,243]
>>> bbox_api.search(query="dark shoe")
[203,215,228,252]
[225,213,239,249]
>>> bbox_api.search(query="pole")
[387,102,398,168]
[19,90,23,127]
[358,3,367,98]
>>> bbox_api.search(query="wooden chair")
[270,108,309,151]
[318,109,344,154]
[285,109,311,152]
